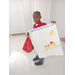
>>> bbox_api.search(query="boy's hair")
[33,11,41,16]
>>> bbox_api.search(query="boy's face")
[33,13,41,24]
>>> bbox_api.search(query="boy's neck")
[36,21,41,24]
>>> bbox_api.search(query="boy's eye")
[33,17,38,19]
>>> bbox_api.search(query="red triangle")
[48,44,49,46]
[50,41,54,44]
[45,45,46,47]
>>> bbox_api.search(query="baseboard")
[9,33,26,36]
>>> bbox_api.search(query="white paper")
[29,23,64,58]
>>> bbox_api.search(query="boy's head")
[33,11,41,24]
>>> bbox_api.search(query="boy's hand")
[27,32,30,37]
[51,21,56,24]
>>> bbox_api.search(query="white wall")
[9,0,25,34]
[50,0,65,37]
[9,0,33,34]
[23,0,33,32]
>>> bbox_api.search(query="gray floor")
[9,34,65,75]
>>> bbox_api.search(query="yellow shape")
[48,46,50,48]
[51,44,53,47]
[51,43,56,47]
[45,47,48,51]
[50,30,54,35]
[53,43,56,46]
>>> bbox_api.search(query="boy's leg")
[33,55,39,61]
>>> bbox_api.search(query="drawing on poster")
[45,41,60,51]
[49,30,54,36]
[44,30,60,51]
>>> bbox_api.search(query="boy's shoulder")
[40,22,47,25]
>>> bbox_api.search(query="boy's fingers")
[51,21,56,24]
[27,32,29,34]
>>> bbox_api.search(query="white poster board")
[29,23,64,58]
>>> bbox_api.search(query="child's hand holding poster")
[29,23,64,58]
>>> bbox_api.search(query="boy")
[27,11,56,66]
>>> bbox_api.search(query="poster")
[29,23,64,58]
